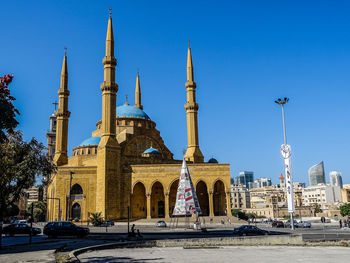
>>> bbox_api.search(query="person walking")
[339,219,342,229]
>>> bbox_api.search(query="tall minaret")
[96,9,122,220]
[184,41,204,163]
[134,68,143,109]
[53,49,70,166]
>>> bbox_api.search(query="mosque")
[46,12,232,222]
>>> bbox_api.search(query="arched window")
[71,184,83,195]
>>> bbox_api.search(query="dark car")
[3,223,41,236]
[233,225,269,236]
[272,221,285,228]
[43,221,89,238]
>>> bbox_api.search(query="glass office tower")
[236,171,254,189]
[330,171,343,188]
[308,161,326,186]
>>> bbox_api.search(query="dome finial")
[124,93,129,105]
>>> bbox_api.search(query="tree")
[26,201,46,222]
[231,209,248,221]
[340,203,350,217]
[313,203,322,215]
[90,212,104,226]
[0,74,18,142]
[0,131,55,220]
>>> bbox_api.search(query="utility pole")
[67,171,74,221]
[275,97,295,231]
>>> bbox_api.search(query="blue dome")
[116,105,150,120]
[79,137,101,146]
[143,147,160,154]
[208,158,218,163]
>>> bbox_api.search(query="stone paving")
[79,246,350,263]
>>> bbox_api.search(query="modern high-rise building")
[236,171,254,189]
[308,161,326,186]
[249,177,272,189]
[330,171,343,188]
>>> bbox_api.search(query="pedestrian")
[339,219,342,229]
[228,218,231,224]
[221,218,225,225]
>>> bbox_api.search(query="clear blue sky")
[1,0,350,185]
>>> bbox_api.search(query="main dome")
[78,136,101,146]
[116,105,150,120]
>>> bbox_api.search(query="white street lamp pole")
[275,98,294,231]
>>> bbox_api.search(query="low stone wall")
[154,235,303,247]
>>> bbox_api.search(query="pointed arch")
[151,181,165,218]
[71,184,83,195]
[168,179,179,216]
[196,180,209,216]
[213,180,226,216]
[131,182,147,219]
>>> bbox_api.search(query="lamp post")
[275,97,295,230]
[67,171,75,221]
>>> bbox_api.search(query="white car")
[297,221,311,228]
[155,221,167,227]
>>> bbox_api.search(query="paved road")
[79,246,350,263]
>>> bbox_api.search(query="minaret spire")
[96,9,122,221]
[184,42,204,163]
[53,49,71,166]
[135,68,143,109]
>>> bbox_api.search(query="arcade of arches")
[131,179,229,219]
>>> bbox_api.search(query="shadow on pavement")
[80,256,163,263]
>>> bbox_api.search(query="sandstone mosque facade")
[47,12,232,222]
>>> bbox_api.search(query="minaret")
[134,68,143,109]
[53,49,70,166]
[184,41,204,163]
[96,9,122,220]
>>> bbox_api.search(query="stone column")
[226,192,232,216]
[165,192,169,219]
[146,193,151,219]
[209,190,214,217]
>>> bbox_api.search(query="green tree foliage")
[340,203,350,217]
[27,201,46,222]
[231,209,248,221]
[90,212,104,226]
[313,203,322,215]
[0,75,56,221]
[0,74,18,142]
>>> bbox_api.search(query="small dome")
[208,158,218,163]
[116,105,150,120]
[79,137,101,146]
[143,147,160,154]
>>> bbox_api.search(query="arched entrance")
[132,182,147,219]
[168,179,179,216]
[151,182,165,218]
[213,180,226,216]
[196,181,209,216]
[71,203,81,220]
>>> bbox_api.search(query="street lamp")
[275,97,295,230]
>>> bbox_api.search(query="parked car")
[272,221,285,228]
[43,221,89,238]
[284,220,298,228]
[2,223,41,237]
[233,225,269,236]
[296,221,311,228]
[101,221,114,227]
[155,221,167,227]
